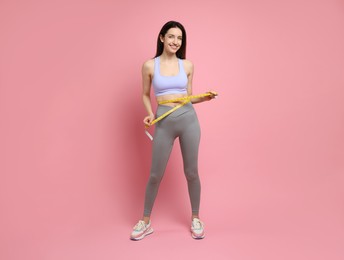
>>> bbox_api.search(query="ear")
[159,34,164,43]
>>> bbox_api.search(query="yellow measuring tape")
[145,91,218,140]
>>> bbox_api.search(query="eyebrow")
[167,34,183,38]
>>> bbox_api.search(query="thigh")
[179,110,201,166]
[150,119,176,174]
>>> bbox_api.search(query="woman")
[130,21,216,241]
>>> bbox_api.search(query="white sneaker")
[130,220,154,241]
[191,218,205,239]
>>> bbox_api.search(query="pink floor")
[2,174,343,260]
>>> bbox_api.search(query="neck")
[160,52,178,61]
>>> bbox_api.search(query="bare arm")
[142,60,155,126]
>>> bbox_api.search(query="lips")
[169,45,179,50]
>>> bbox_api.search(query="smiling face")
[155,21,187,59]
[160,27,183,55]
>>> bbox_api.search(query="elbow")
[142,93,151,102]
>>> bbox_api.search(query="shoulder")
[182,59,194,74]
[142,59,154,70]
[142,58,155,77]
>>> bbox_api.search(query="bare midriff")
[156,93,189,107]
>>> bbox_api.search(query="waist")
[157,102,194,116]
[156,93,190,107]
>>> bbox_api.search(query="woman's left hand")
[205,91,218,101]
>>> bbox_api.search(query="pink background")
[1,0,344,259]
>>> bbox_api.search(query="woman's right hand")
[143,114,155,127]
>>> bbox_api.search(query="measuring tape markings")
[145,92,217,140]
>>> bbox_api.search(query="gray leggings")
[143,102,201,217]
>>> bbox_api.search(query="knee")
[184,169,199,182]
[148,173,163,185]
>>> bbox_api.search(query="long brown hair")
[154,21,187,59]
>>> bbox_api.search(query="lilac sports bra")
[152,56,188,96]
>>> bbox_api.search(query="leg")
[143,115,176,218]
[178,110,206,239]
[179,108,201,216]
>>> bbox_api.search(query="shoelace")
[192,219,204,230]
[133,220,146,231]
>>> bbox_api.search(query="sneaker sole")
[191,231,205,239]
[130,227,154,241]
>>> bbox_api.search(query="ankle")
[143,216,150,224]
